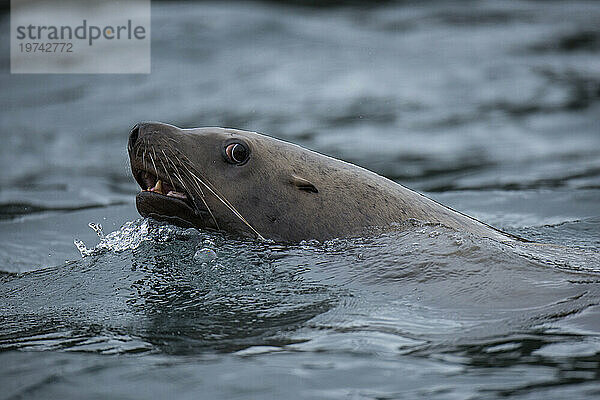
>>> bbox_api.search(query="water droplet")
[74,238,93,257]
[88,222,104,238]
[193,248,217,263]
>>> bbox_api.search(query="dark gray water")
[1,1,600,398]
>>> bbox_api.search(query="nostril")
[128,124,140,150]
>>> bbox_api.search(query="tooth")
[153,180,163,194]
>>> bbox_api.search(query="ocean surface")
[1,1,599,398]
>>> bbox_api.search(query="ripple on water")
[2,219,599,359]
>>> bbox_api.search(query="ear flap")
[290,175,318,193]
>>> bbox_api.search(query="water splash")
[88,222,104,238]
[73,238,94,257]
[74,219,198,257]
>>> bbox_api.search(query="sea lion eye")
[225,142,249,164]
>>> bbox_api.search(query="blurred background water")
[0,1,599,399]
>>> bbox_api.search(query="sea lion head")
[127,122,516,243]
[128,122,347,242]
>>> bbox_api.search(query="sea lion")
[128,122,521,243]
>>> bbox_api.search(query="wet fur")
[129,123,521,243]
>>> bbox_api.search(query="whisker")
[137,141,264,240]
[177,153,240,212]
[166,153,220,230]
[157,146,217,229]
[177,157,207,198]
[157,144,193,195]
[149,150,158,177]
[166,152,203,196]
[151,148,159,172]
[169,160,194,196]
[181,160,265,240]
[159,159,175,191]
[160,150,176,189]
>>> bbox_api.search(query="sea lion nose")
[129,122,165,150]
[128,123,140,150]
[129,122,180,153]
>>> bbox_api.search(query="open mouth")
[134,169,195,210]
[128,123,217,230]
